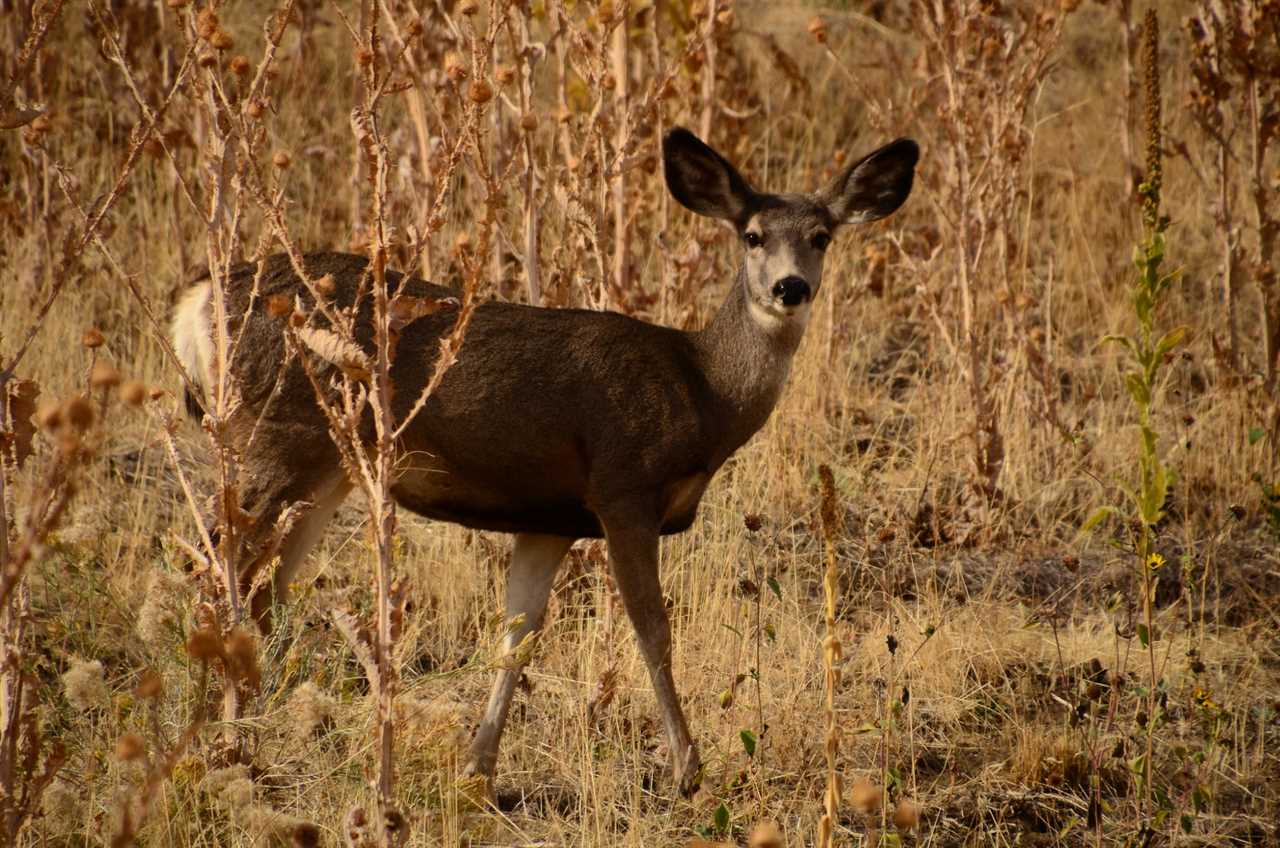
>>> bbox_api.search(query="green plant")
[1089,9,1190,837]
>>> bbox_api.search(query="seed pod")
[65,396,95,431]
[469,80,493,104]
[808,16,828,43]
[82,328,105,348]
[445,53,467,82]
[850,778,881,815]
[747,820,783,848]
[272,150,292,169]
[121,380,148,406]
[520,112,538,132]
[209,29,234,51]
[90,362,121,389]
[116,733,146,762]
[196,8,218,39]
[186,628,224,662]
[893,799,920,831]
[135,669,163,699]
[230,55,251,76]
[37,401,63,430]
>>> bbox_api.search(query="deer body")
[173,128,917,793]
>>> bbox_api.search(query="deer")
[171,127,917,794]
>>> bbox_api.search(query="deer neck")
[692,267,807,458]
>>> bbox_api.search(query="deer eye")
[744,231,764,249]
[811,232,832,251]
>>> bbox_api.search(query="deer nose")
[772,276,811,306]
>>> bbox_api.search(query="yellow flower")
[1146,552,1166,571]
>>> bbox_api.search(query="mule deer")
[172,127,917,793]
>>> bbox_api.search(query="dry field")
[1,0,1278,845]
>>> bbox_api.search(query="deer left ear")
[817,138,919,225]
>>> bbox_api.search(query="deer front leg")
[464,533,575,784]
[600,515,701,795]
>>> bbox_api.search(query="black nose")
[772,276,811,306]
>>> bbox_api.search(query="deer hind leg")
[464,533,575,783]
[228,424,347,633]
[598,512,701,795]
[246,473,352,627]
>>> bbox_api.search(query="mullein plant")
[1087,9,1188,831]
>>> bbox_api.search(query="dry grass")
[2,0,1278,845]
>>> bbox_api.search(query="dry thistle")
[293,823,322,848]
[287,681,337,741]
[136,570,192,644]
[134,669,163,700]
[230,55,251,76]
[202,764,254,809]
[808,16,828,44]
[64,396,95,431]
[209,29,234,51]
[195,7,218,39]
[272,150,292,169]
[36,401,63,430]
[81,327,105,348]
[849,778,882,816]
[61,657,109,712]
[469,80,494,104]
[748,820,784,848]
[444,53,467,82]
[224,628,261,692]
[265,293,292,319]
[185,627,225,662]
[241,805,313,844]
[892,798,920,831]
[120,380,147,406]
[115,733,146,762]
[89,361,121,389]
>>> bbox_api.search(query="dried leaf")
[0,107,43,129]
[297,326,371,383]
[3,378,40,469]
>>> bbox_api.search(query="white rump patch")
[171,282,213,394]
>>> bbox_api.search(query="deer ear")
[818,138,919,225]
[663,127,756,222]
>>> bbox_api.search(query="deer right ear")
[663,128,756,222]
